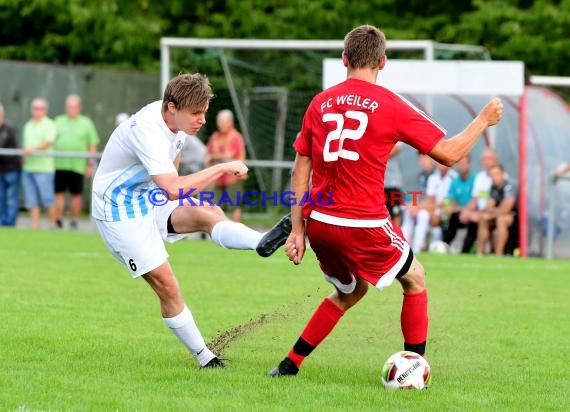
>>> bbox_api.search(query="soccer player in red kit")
[269,24,503,377]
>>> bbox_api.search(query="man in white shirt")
[459,148,499,252]
[92,74,290,369]
[407,163,456,252]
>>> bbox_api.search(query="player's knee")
[332,279,368,311]
[157,281,182,304]
[398,257,426,293]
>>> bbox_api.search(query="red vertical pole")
[518,87,528,257]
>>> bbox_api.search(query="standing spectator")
[204,109,245,222]
[54,94,100,230]
[115,113,130,127]
[0,103,21,226]
[22,98,57,229]
[442,155,477,252]
[476,164,517,256]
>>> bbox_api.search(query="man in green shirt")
[54,94,99,229]
[22,98,57,229]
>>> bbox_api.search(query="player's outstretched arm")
[429,98,503,167]
[152,160,247,200]
[285,154,312,265]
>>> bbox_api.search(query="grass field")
[1,228,569,411]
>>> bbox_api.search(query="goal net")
[160,38,490,198]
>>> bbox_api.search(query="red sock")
[401,290,428,355]
[288,298,344,368]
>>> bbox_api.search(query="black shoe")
[56,219,63,229]
[201,357,226,369]
[268,357,299,377]
[256,213,292,257]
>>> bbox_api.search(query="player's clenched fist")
[224,160,248,177]
[479,97,503,127]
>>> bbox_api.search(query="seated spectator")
[401,153,435,242]
[459,148,500,252]
[476,164,517,256]
[384,142,404,226]
[442,155,476,252]
[403,162,456,253]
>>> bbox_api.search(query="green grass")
[1,228,569,411]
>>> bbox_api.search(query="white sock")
[210,221,262,249]
[163,305,216,366]
[412,209,430,252]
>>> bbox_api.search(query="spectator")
[476,164,517,256]
[0,103,21,226]
[180,135,207,175]
[54,94,100,230]
[204,109,246,222]
[22,98,57,229]
[417,153,435,194]
[459,148,500,252]
[400,153,435,248]
[408,163,456,253]
[384,142,404,226]
[115,113,130,127]
[442,155,477,252]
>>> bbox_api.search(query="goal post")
[160,37,491,92]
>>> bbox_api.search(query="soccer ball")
[381,351,431,390]
[428,240,449,254]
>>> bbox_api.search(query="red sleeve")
[293,109,313,157]
[393,96,446,154]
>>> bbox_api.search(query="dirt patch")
[207,289,322,356]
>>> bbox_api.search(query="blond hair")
[162,73,213,112]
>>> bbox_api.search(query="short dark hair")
[162,73,213,112]
[343,25,386,69]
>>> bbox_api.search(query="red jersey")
[294,78,445,223]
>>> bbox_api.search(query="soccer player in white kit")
[92,74,290,368]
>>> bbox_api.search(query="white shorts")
[95,201,188,278]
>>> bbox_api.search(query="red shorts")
[306,218,413,291]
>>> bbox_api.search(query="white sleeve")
[131,125,177,176]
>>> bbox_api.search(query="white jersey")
[92,101,186,222]
[471,170,492,211]
[426,169,457,205]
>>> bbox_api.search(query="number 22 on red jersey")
[323,110,368,162]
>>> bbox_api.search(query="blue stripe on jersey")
[123,170,152,218]
[110,170,150,221]
[102,163,138,221]
[138,191,149,216]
